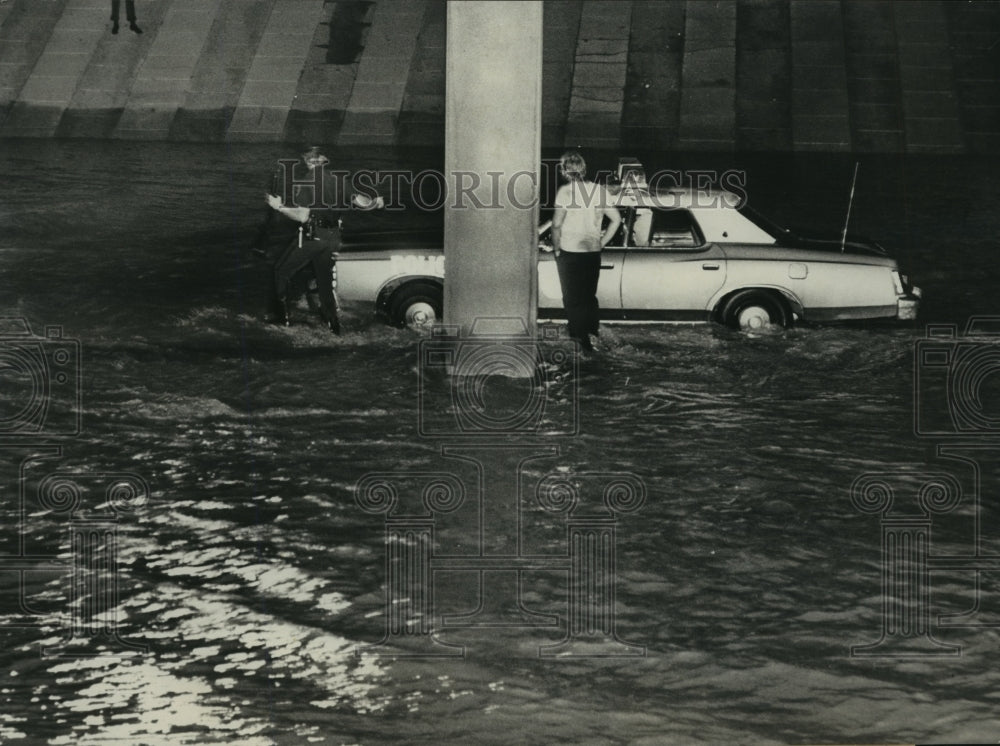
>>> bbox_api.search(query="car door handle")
[702,263,720,271]
[601,264,615,270]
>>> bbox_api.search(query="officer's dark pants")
[274,233,338,323]
[555,250,601,347]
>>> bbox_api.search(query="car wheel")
[389,282,442,329]
[721,290,789,331]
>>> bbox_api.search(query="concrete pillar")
[444,1,542,338]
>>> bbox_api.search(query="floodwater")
[1,139,1000,745]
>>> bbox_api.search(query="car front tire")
[389,281,442,329]
[721,290,789,331]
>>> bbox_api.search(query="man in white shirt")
[550,151,621,352]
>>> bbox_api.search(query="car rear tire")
[389,282,442,329]
[721,290,789,331]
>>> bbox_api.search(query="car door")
[595,244,625,313]
[537,225,624,316]
[619,207,727,320]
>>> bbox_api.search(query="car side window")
[606,215,627,248]
[633,208,703,249]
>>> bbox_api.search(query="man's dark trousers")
[111,0,137,23]
[556,250,601,346]
[273,229,338,325]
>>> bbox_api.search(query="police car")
[331,161,920,331]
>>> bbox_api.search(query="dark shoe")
[322,310,341,335]
[273,297,290,326]
[112,22,119,33]
[129,22,142,33]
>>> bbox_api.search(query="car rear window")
[642,209,702,248]
[692,206,777,244]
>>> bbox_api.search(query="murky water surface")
[1,140,1000,744]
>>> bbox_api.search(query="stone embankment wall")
[0,0,997,151]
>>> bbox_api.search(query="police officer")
[251,146,328,259]
[266,193,340,334]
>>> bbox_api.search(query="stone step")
[55,0,172,138]
[735,0,791,151]
[540,0,583,148]
[841,0,903,153]
[112,0,222,140]
[169,0,276,142]
[789,0,850,151]
[337,0,426,146]
[894,0,964,152]
[946,0,1000,153]
[565,0,632,149]
[227,0,327,142]
[0,0,996,151]
[283,0,363,146]
[398,0,446,147]
[621,0,683,152]
[678,0,736,150]
[1,0,98,137]
[0,0,70,128]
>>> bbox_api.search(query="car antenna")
[840,162,860,253]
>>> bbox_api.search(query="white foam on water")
[32,582,390,743]
[45,658,273,746]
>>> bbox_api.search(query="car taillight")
[891,270,905,295]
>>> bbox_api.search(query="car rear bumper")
[897,287,921,321]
